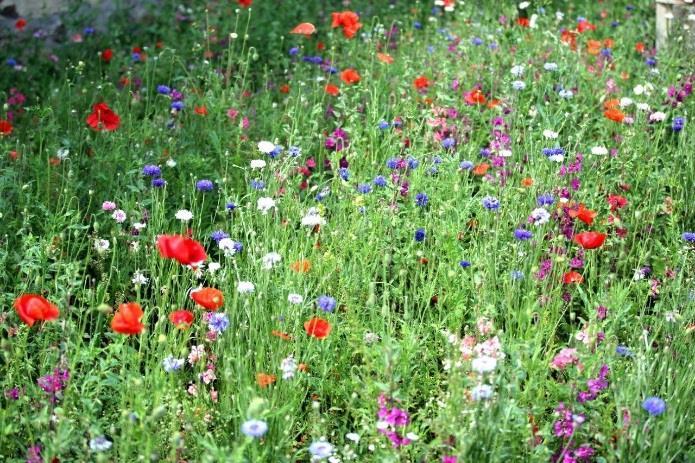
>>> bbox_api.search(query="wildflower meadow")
[1,0,695,462]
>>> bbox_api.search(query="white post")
[656,1,670,50]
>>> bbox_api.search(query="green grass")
[1,0,694,461]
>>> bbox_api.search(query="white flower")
[166,158,177,167]
[471,384,494,401]
[405,432,419,441]
[133,222,146,231]
[518,1,530,9]
[548,153,564,163]
[250,159,266,169]
[530,207,551,225]
[132,270,149,286]
[309,441,334,459]
[633,84,645,95]
[261,252,282,269]
[511,80,526,90]
[301,208,326,227]
[280,355,297,380]
[636,103,650,111]
[649,111,666,122]
[510,65,525,77]
[345,433,360,443]
[56,147,70,160]
[364,332,380,344]
[237,281,255,294]
[257,197,276,214]
[257,140,275,154]
[112,209,127,223]
[543,129,558,139]
[175,209,193,222]
[94,239,110,253]
[591,146,608,155]
[471,355,497,374]
[555,11,564,21]
[207,262,221,274]
[544,62,558,72]
[288,293,304,304]
[619,97,634,107]
[559,89,573,99]
[499,149,512,157]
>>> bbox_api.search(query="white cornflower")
[301,208,326,227]
[620,97,634,107]
[131,270,149,286]
[510,65,525,77]
[591,146,608,155]
[94,239,110,253]
[345,433,360,443]
[257,197,276,214]
[261,252,282,269]
[218,238,239,257]
[56,147,70,160]
[636,103,650,111]
[649,111,666,122]
[207,262,221,274]
[257,140,275,154]
[543,129,558,139]
[175,209,193,222]
[166,158,177,167]
[112,209,127,223]
[471,355,497,374]
[544,62,558,72]
[471,384,494,401]
[132,222,146,231]
[364,332,380,344]
[237,281,255,294]
[250,159,266,169]
[530,207,551,225]
[280,355,297,379]
[288,293,304,304]
[511,80,526,90]
[559,89,573,99]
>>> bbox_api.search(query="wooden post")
[656,0,693,50]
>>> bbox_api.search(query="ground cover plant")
[1,0,694,461]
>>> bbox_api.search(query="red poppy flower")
[13,294,60,327]
[377,52,394,64]
[111,302,145,335]
[325,84,340,96]
[194,106,208,115]
[340,68,361,85]
[86,102,120,131]
[331,11,362,39]
[15,18,27,31]
[0,119,13,136]
[574,231,606,250]
[607,194,628,212]
[238,0,252,7]
[464,88,486,105]
[290,22,316,36]
[304,317,331,339]
[604,108,625,123]
[156,234,207,266]
[191,288,224,311]
[516,17,530,27]
[563,271,584,284]
[279,84,290,94]
[635,42,645,53]
[568,204,597,225]
[414,76,431,91]
[101,48,113,63]
[169,310,194,329]
[577,19,596,33]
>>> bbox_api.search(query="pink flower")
[550,348,579,370]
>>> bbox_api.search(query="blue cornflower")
[269,145,283,159]
[645,57,657,67]
[600,48,612,58]
[479,148,491,158]
[316,295,337,313]
[392,119,403,128]
[682,232,695,242]
[413,21,422,29]
[514,229,533,240]
[386,158,399,169]
[250,179,265,190]
[6,58,17,67]
[672,117,685,133]
[315,189,330,201]
[537,193,555,206]
[432,156,443,164]
[131,52,141,62]
[303,55,323,65]
[611,20,620,27]
[171,101,184,111]
[407,157,419,170]
[288,146,302,157]
[226,202,237,211]
[472,37,483,46]
[459,260,471,268]
[481,196,500,211]
[357,184,372,194]
[289,47,300,56]
[460,160,474,170]
[441,138,456,150]
[428,166,438,176]
[210,230,229,243]
[373,175,387,187]
[157,85,171,95]
[510,270,524,280]
[208,313,229,333]
[542,147,565,157]
[414,228,426,242]
[241,419,268,438]
[415,192,429,207]
[83,27,95,36]
[615,345,633,357]
[378,121,390,130]
[151,178,167,188]
[642,397,666,416]
[196,179,214,191]
[338,167,350,181]
[162,355,184,373]
[142,165,161,177]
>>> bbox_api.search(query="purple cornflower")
[373,175,387,187]
[514,229,533,240]
[171,101,184,111]
[537,193,555,206]
[157,85,171,95]
[142,165,161,177]
[316,295,336,313]
[210,230,229,243]
[196,179,214,191]
[151,177,167,188]
[616,345,633,357]
[208,313,229,333]
[414,228,426,242]
[481,196,500,211]
[415,192,429,207]
[682,232,695,242]
[642,397,666,416]
[250,179,265,190]
[460,160,474,170]
[357,184,372,194]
